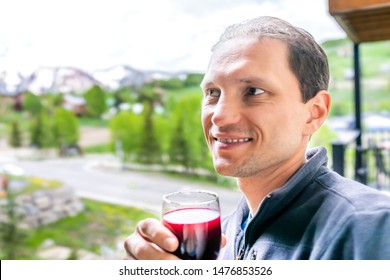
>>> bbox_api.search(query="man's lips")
[214,137,252,143]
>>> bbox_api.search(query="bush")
[84,85,107,118]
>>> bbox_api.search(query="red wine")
[163,208,221,260]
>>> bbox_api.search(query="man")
[124,16,390,259]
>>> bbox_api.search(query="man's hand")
[124,218,227,260]
[124,218,180,260]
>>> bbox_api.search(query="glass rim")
[162,189,219,206]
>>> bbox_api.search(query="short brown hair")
[212,16,329,103]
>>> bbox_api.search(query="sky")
[0,0,345,75]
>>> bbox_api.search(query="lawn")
[1,198,158,260]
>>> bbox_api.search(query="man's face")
[201,37,311,178]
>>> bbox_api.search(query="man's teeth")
[217,138,251,143]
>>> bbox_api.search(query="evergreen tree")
[9,120,22,147]
[30,114,44,148]
[136,83,165,163]
[169,118,191,168]
[139,103,161,163]
[29,114,56,148]
[168,96,209,172]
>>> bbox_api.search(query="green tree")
[153,113,170,159]
[44,93,64,113]
[183,73,204,87]
[29,114,54,148]
[158,78,184,89]
[113,86,138,106]
[136,83,166,163]
[168,95,210,172]
[23,91,43,116]
[169,117,191,168]
[84,85,107,118]
[52,108,79,147]
[9,120,22,147]
[109,111,143,161]
[138,103,161,163]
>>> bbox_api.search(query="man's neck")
[236,154,306,215]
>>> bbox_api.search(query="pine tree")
[9,120,22,147]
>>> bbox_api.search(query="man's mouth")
[214,137,253,143]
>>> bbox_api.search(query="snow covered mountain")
[0,65,188,96]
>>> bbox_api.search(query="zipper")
[236,248,245,260]
[236,194,273,260]
[251,250,257,260]
[236,231,246,260]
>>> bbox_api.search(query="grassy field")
[1,198,158,260]
[323,38,390,79]
[322,38,390,117]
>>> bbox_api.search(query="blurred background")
[0,0,389,259]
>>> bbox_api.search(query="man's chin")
[214,160,258,178]
[214,163,237,177]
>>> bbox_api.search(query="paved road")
[9,154,242,217]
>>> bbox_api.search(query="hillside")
[321,38,390,115]
[322,38,390,81]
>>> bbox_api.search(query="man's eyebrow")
[237,77,266,84]
[200,76,268,89]
[200,80,214,88]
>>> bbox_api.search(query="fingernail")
[164,237,178,252]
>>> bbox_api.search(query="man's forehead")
[211,36,286,54]
[201,38,289,79]
[207,37,288,67]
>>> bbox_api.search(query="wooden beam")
[329,2,390,42]
[333,15,361,43]
[329,0,390,14]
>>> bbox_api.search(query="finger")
[123,251,135,260]
[124,231,180,260]
[221,234,227,248]
[137,218,179,252]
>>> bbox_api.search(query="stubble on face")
[202,37,308,182]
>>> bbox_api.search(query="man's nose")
[211,95,241,127]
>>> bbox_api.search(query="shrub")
[84,85,107,118]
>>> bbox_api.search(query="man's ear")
[303,90,331,136]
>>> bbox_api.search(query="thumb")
[221,234,227,248]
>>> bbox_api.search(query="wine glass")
[162,189,221,260]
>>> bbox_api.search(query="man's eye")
[206,88,221,97]
[248,87,265,95]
